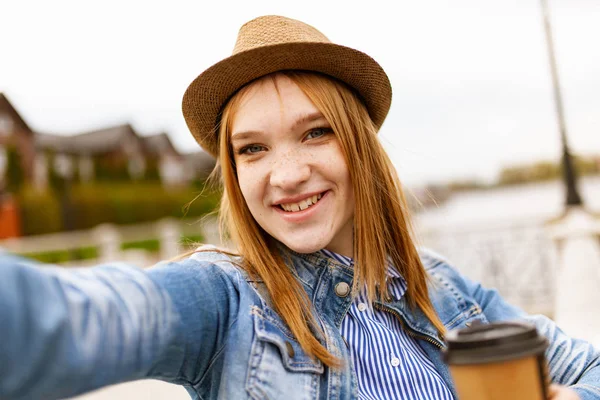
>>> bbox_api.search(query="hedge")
[21,234,205,263]
[22,247,98,264]
[17,186,63,235]
[6,145,25,193]
[17,182,220,236]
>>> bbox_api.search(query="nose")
[269,149,311,190]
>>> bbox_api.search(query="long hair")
[216,71,445,367]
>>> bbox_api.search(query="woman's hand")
[548,384,580,399]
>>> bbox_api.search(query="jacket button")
[335,282,350,297]
[285,341,295,358]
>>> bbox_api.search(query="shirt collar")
[318,249,404,280]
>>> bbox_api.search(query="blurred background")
[1,0,599,399]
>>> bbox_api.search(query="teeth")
[299,200,309,211]
[280,193,323,213]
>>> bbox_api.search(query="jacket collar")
[280,246,444,348]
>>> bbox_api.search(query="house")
[36,124,148,186]
[0,93,36,187]
[141,132,187,186]
[0,92,216,189]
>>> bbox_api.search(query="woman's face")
[230,75,355,257]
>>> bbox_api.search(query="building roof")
[141,132,176,155]
[36,124,138,154]
[0,93,34,134]
[71,124,137,154]
[35,133,72,152]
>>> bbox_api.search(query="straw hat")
[182,15,392,157]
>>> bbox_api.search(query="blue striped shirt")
[320,249,453,400]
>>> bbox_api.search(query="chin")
[279,237,328,255]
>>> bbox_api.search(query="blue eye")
[306,127,332,140]
[239,144,265,155]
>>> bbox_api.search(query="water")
[411,176,600,317]
[415,176,600,230]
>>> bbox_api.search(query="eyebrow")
[290,111,327,131]
[230,130,260,144]
[231,111,327,143]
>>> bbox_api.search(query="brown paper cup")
[444,321,549,400]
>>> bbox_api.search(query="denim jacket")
[0,247,599,400]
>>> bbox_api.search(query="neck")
[324,222,354,258]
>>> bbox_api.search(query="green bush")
[178,234,205,251]
[94,157,131,181]
[6,145,25,193]
[144,158,161,181]
[17,182,220,236]
[69,185,118,229]
[21,232,205,264]
[17,186,63,235]
[118,234,206,253]
[21,246,98,264]
[21,249,71,264]
[121,239,160,252]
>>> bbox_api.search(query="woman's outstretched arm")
[0,252,236,400]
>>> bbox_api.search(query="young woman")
[0,15,596,400]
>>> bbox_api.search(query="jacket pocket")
[246,307,323,400]
[446,304,489,330]
[429,270,489,330]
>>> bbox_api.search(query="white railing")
[0,216,221,267]
[416,218,557,316]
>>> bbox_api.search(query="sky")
[1,0,599,186]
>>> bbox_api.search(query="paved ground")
[67,380,189,400]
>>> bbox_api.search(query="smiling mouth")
[278,192,324,212]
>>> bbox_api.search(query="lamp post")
[542,0,600,347]
[540,0,583,207]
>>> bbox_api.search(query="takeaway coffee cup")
[444,321,549,400]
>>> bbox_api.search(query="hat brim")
[182,41,392,157]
